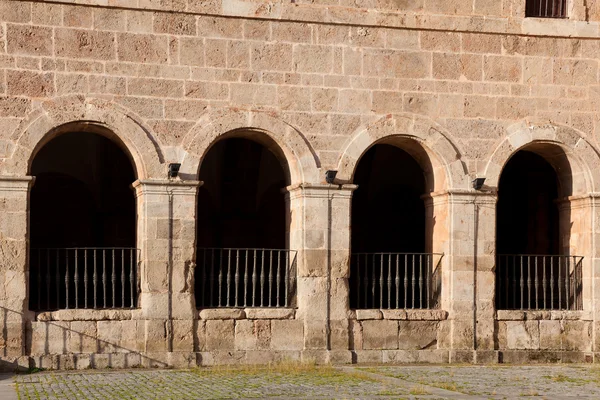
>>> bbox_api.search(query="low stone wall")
[196,308,306,365]
[496,310,593,363]
[349,309,449,363]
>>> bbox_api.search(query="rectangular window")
[526,0,567,18]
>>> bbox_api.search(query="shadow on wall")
[0,306,172,372]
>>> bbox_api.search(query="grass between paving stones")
[15,362,402,400]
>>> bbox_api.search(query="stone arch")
[482,120,600,195]
[336,114,467,192]
[180,109,320,184]
[2,95,164,179]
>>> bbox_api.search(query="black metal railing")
[526,0,567,18]
[350,252,443,310]
[496,254,583,310]
[30,248,139,311]
[195,248,297,308]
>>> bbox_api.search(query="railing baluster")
[363,254,368,309]
[65,249,70,310]
[404,254,408,309]
[130,248,135,308]
[542,256,547,310]
[84,249,88,309]
[395,254,400,309]
[244,250,249,307]
[566,256,570,310]
[419,255,424,309]
[121,248,125,308]
[372,255,376,309]
[411,254,416,309]
[276,251,281,307]
[269,250,273,307]
[235,249,240,307]
[226,249,231,307]
[379,255,384,309]
[558,256,563,309]
[520,256,524,310]
[218,249,223,307]
[426,254,431,309]
[252,250,257,307]
[387,254,391,309]
[112,249,116,308]
[260,250,266,307]
[356,255,360,309]
[284,251,289,307]
[550,256,554,310]
[74,249,79,309]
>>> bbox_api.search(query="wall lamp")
[168,163,181,179]
[325,170,337,184]
[472,177,486,191]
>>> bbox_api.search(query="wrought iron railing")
[350,252,443,310]
[496,254,583,310]
[195,248,297,308]
[526,0,567,18]
[30,248,139,311]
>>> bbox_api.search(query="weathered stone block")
[362,320,398,350]
[69,321,98,354]
[506,321,540,350]
[205,320,235,351]
[271,320,303,350]
[398,321,438,350]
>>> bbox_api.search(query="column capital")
[0,175,35,192]
[132,179,202,196]
[283,183,358,200]
[422,189,497,205]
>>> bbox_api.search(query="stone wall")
[0,0,600,368]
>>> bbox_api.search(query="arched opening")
[496,147,582,310]
[29,131,137,311]
[195,136,294,308]
[350,143,440,310]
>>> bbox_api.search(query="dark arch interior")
[29,131,137,311]
[350,144,427,309]
[496,150,565,310]
[496,150,560,256]
[195,138,288,308]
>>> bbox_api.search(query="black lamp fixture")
[325,170,337,184]
[168,163,181,178]
[472,177,486,190]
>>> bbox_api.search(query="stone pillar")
[560,194,600,355]
[0,177,34,364]
[442,190,497,362]
[285,183,356,363]
[133,180,201,367]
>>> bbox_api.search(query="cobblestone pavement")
[12,364,600,399]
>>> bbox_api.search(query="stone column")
[0,176,34,364]
[133,179,201,367]
[285,183,356,363]
[442,190,497,363]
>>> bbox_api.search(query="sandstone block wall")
[1,0,600,368]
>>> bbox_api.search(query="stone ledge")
[355,309,448,321]
[244,308,295,319]
[496,310,592,321]
[36,309,135,321]
[199,308,246,320]
[198,308,296,320]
